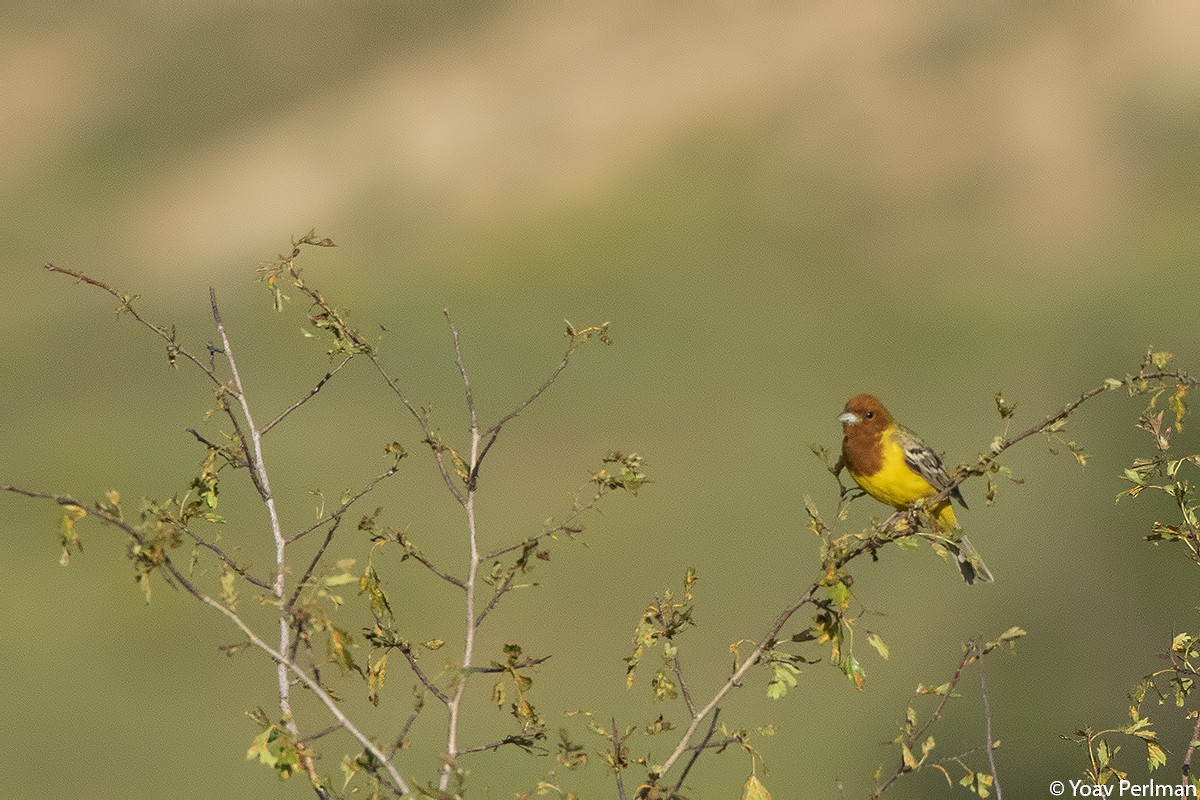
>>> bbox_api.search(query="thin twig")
[466,655,552,674]
[184,528,272,591]
[1181,712,1200,792]
[391,698,425,759]
[471,328,596,485]
[611,717,627,800]
[45,264,222,385]
[289,516,344,608]
[446,310,478,452]
[367,351,466,506]
[482,488,606,561]
[262,355,353,436]
[458,737,550,756]
[414,554,466,589]
[186,427,236,459]
[475,569,516,627]
[398,644,451,706]
[287,463,401,544]
[671,707,721,798]
[299,723,344,744]
[652,590,818,783]
[869,647,976,799]
[977,640,1002,800]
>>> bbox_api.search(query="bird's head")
[838,394,894,435]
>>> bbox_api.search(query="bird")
[837,393,993,584]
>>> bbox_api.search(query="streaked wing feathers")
[896,425,968,508]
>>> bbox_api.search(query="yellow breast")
[849,431,958,529]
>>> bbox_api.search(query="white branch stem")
[439,317,482,792]
[212,292,295,734]
[202,595,411,794]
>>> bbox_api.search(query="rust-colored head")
[838,394,894,436]
[839,394,895,477]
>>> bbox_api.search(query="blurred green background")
[3,3,1200,798]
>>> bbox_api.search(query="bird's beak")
[838,411,859,425]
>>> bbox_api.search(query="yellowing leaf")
[367,653,387,707]
[867,632,890,661]
[220,568,238,611]
[741,774,772,800]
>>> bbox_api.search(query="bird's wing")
[896,425,968,508]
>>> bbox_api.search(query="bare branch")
[445,310,477,442]
[482,488,606,562]
[366,351,466,506]
[977,641,1003,800]
[404,541,466,590]
[671,707,722,798]
[287,463,402,544]
[184,528,272,591]
[390,696,425,759]
[46,264,222,385]
[299,723,344,745]
[472,323,608,483]
[397,643,451,706]
[262,355,353,436]
[611,717,627,800]
[289,516,345,608]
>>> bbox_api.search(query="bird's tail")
[945,535,994,585]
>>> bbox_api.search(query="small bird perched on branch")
[837,394,993,585]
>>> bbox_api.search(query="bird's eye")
[865,411,874,419]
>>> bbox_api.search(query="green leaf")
[828,580,853,610]
[767,662,800,700]
[247,728,278,767]
[842,654,865,691]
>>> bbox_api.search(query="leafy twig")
[1,485,412,796]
